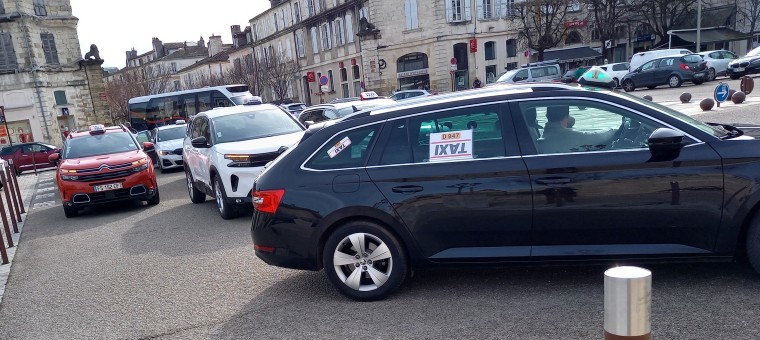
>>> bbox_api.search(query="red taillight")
[253,189,285,214]
[254,244,275,252]
[679,64,690,71]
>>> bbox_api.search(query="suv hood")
[730,55,760,66]
[60,150,145,169]
[213,131,304,155]
[156,139,183,151]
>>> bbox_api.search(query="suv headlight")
[158,150,171,156]
[132,158,149,172]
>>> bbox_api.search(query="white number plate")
[94,183,123,192]
[695,72,704,78]
[735,67,745,72]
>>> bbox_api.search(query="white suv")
[183,104,305,219]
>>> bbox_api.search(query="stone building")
[0,0,105,146]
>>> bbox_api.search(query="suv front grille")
[77,162,133,173]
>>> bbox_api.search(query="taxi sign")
[578,66,615,89]
[360,91,379,100]
[89,124,106,135]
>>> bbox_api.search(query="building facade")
[0,0,102,146]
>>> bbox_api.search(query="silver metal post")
[696,0,702,52]
[604,266,652,340]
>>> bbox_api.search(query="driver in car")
[541,106,615,153]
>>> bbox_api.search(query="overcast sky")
[70,0,270,69]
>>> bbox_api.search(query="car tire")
[622,79,636,92]
[612,78,620,88]
[186,168,205,204]
[668,75,682,88]
[646,86,657,89]
[693,79,704,85]
[708,68,716,81]
[730,74,741,80]
[747,213,760,274]
[213,174,237,219]
[63,205,78,218]
[322,220,408,301]
[146,189,160,205]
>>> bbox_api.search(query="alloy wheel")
[215,180,225,214]
[186,174,194,199]
[332,232,393,292]
[708,68,716,81]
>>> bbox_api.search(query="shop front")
[397,53,430,91]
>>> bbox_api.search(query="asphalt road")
[2,98,760,338]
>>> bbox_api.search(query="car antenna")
[352,105,359,112]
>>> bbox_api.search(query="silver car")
[698,50,737,81]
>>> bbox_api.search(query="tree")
[584,0,635,61]
[515,0,571,61]
[254,51,300,103]
[634,0,697,44]
[738,0,760,49]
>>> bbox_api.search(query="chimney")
[208,35,223,57]
[198,36,205,47]
[152,37,165,59]
[231,25,243,48]
[125,48,137,67]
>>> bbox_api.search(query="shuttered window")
[41,33,59,65]
[0,33,18,73]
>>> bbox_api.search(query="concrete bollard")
[1,172,18,233]
[604,266,652,340]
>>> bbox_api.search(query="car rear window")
[683,55,702,63]
[63,132,139,159]
[612,63,629,71]
[211,108,303,144]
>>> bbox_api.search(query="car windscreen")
[157,127,186,142]
[497,69,520,82]
[63,132,139,159]
[211,108,304,144]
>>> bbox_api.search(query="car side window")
[21,145,33,153]
[659,58,675,67]
[514,69,528,81]
[376,104,504,164]
[723,51,737,59]
[191,118,203,139]
[531,67,547,78]
[641,60,658,71]
[522,100,675,155]
[31,144,48,152]
[306,124,381,170]
[200,118,211,144]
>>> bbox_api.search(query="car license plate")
[735,67,745,72]
[94,183,123,192]
[695,72,704,78]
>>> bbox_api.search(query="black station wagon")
[251,84,760,301]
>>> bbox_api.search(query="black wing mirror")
[648,128,685,162]
[191,136,210,148]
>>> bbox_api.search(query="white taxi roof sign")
[89,124,106,135]
[360,91,379,100]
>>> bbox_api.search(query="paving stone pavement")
[0,169,51,304]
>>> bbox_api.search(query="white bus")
[127,85,258,132]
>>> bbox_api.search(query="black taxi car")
[251,83,760,301]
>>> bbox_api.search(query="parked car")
[330,97,361,104]
[134,130,159,167]
[599,62,631,87]
[496,60,562,83]
[153,123,187,172]
[280,102,307,117]
[698,50,738,81]
[727,46,760,79]
[183,104,305,219]
[561,67,587,83]
[621,54,707,91]
[297,99,396,126]
[629,49,692,71]
[0,142,60,175]
[390,89,434,101]
[50,124,159,218]
[251,83,760,301]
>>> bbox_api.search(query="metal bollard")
[0,172,18,234]
[8,163,24,214]
[5,166,20,223]
[604,266,652,340]
[0,228,7,264]
[0,179,13,247]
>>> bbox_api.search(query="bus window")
[198,91,212,112]
[128,101,149,131]
[212,90,232,108]
[147,96,179,130]
[182,94,197,117]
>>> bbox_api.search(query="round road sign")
[319,75,329,86]
[450,57,457,65]
[714,83,730,103]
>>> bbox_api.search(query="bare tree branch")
[515,0,571,61]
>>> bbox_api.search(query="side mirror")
[191,136,210,148]
[48,152,60,166]
[143,141,155,151]
[304,120,315,127]
[648,128,685,161]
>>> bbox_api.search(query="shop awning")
[543,46,602,63]
[670,27,750,43]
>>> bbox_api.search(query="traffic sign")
[450,57,457,65]
[714,83,730,103]
[319,75,329,86]
[320,85,329,92]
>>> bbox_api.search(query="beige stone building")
[0,0,106,146]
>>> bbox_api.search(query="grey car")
[621,54,707,92]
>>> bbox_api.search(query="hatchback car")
[280,103,307,117]
[599,62,631,87]
[727,46,760,79]
[390,89,434,101]
[698,50,737,81]
[561,67,586,83]
[183,104,305,219]
[621,54,707,91]
[153,123,187,172]
[496,60,562,83]
[297,99,396,126]
[51,124,159,218]
[0,142,60,175]
[252,83,760,301]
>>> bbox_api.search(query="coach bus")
[127,85,258,132]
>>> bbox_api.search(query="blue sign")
[714,83,730,102]
[319,75,329,86]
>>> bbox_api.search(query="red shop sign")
[564,20,588,28]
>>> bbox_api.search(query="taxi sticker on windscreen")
[328,136,352,158]
[429,130,472,162]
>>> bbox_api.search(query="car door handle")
[535,177,572,185]
[392,185,423,193]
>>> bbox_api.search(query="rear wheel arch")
[316,210,417,271]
